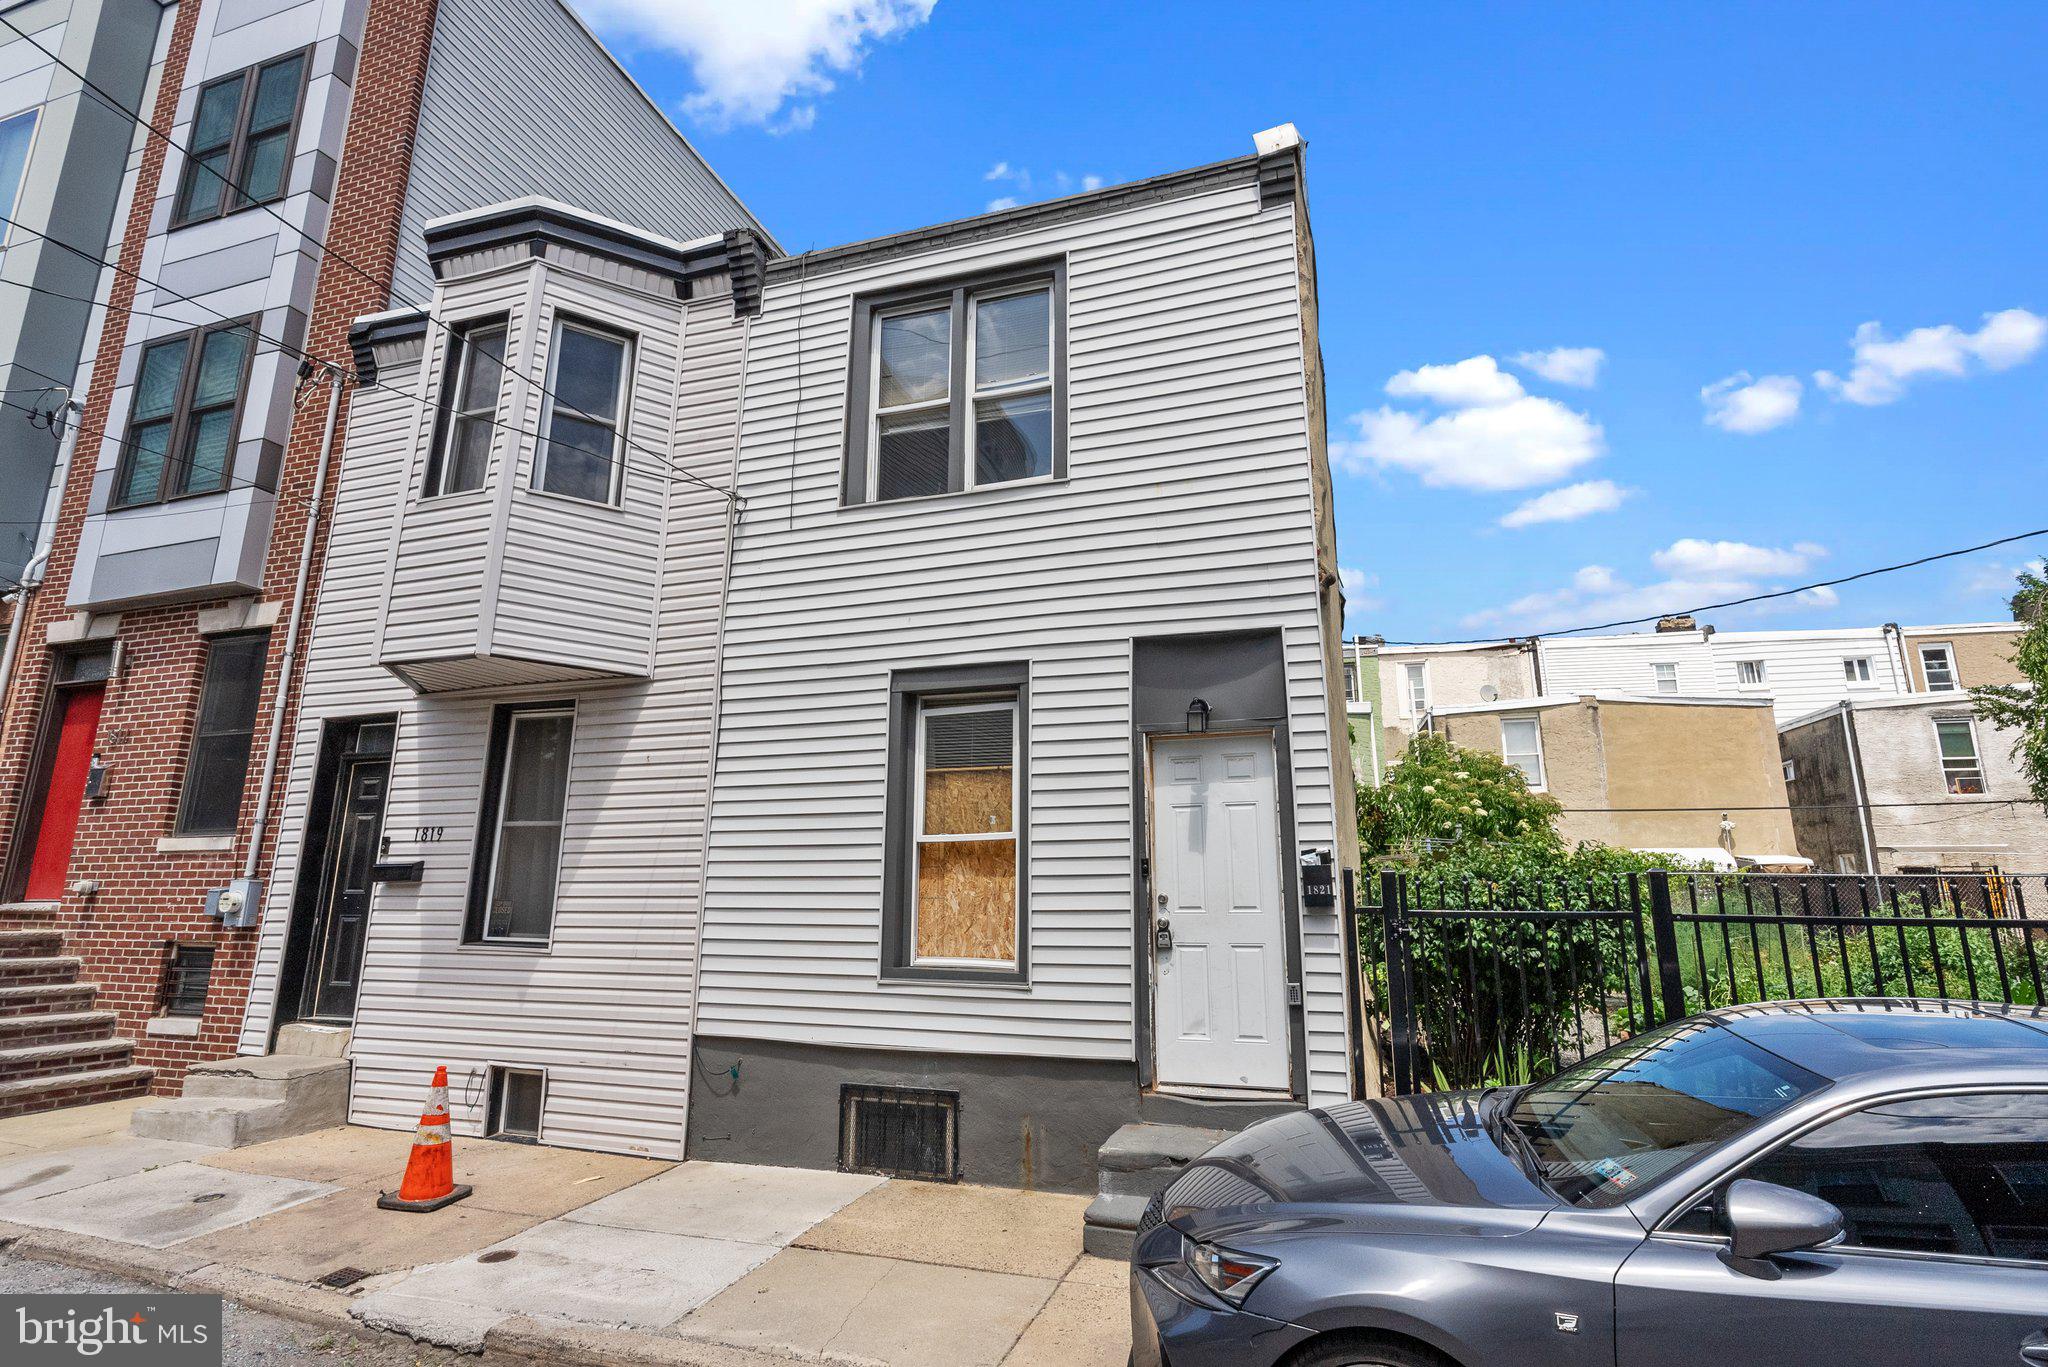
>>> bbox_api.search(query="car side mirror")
[1724,1178,1845,1261]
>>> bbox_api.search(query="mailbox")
[1301,848,1337,911]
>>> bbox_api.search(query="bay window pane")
[552,325,625,422]
[974,289,1049,389]
[974,391,1052,485]
[236,130,289,206]
[192,77,243,151]
[447,415,492,493]
[540,414,616,502]
[250,55,304,131]
[459,326,508,410]
[877,308,949,408]
[194,326,251,406]
[875,408,949,500]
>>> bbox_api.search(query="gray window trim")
[111,314,262,509]
[842,259,1067,506]
[881,661,1031,984]
[170,46,314,229]
[532,312,635,508]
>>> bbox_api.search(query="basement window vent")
[486,1067,545,1143]
[161,945,215,1018]
[838,1085,959,1183]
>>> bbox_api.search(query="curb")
[0,1223,807,1365]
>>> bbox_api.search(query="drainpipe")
[1838,701,1877,875]
[0,400,82,708]
[1882,622,1909,692]
[1526,636,1545,696]
[242,364,346,881]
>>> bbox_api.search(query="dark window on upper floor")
[424,315,510,497]
[173,50,310,227]
[533,317,632,506]
[114,318,258,508]
[176,632,269,835]
[843,262,1066,505]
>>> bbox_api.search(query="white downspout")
[242,365,347,881]
[0,400,82,707]
[1838,701,1877,875]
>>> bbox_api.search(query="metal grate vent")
[838,1085,959,1182]
[316,1266,371,1289]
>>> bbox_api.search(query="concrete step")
[1097,1123,1233,1200]
[0,928,64,960]
[0,956,83,988]
[0,1036,136,1084]
[0,1010,117,1046]
[131,1054,349,1148]
[274,1022,351,1059]
[0,1063,153,1119]
[0,983,97,1018]
[1082,1193,1148,1259]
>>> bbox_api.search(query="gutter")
[242,364,346,881]
[1837,701,1878,875]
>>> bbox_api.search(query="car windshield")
[1507,1018,1827,1207]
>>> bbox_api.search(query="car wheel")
[1288,1334,1449,1367]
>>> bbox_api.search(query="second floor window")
[1936,716,1985,794]
[425,317,508,497]
[1652,662,1679,693]
[846,265,1065,505]
[1501,715,1545,788]
[1736,659,1767,687]
[1920,644,1958,691]
[115,319,256,508]
[1402,662,1428,717]
[174,51,310,226]
[1843,656,1874,685]
[534,319,631,506]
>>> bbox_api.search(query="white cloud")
[1499,480,1632,529]
[1701,372,1802,434]
[980,163,1104,212]
[1339,566,1384,616]
[1385,355,1526,407]
[1651,538,1825,578]
[576,0,937,131]
[1465,540,1833,634]
[1511,346,1605,387]
[1814,307,2047,405]
[1335,353,1606,493]
[1961,557,2046,599]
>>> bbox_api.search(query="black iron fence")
[1358,869,2048,1096]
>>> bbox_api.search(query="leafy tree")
[1357,730,1562,860]
[1972,567,2048,803]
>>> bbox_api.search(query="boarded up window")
[914,701,1017,964]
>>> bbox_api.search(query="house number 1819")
[414,826,445,843]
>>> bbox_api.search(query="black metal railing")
[1361,870,2048,1095]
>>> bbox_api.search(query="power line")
[0,16,739,506]
[1379,527,2048,646]
[1555,798,2037,814]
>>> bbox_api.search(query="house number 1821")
[414,826,445,843]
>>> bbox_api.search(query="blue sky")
[574,1,2048,643]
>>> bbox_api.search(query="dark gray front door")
[302,752,388,1023]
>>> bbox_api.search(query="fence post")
[1380,871,1416,1094]
[1340,871,1368,1100]
[1648,870,1687,1025]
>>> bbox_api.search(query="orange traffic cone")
[377,1065,473,1212]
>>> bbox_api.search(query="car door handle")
[2021,1331,2048,1365]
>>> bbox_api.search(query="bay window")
[534,318,632,505]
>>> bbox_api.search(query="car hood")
[1156,1092,1556,1238]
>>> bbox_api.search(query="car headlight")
[1184,1239,1278,1305]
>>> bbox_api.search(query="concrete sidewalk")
[0,1100,1130,1365]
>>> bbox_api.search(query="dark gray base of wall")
[685,1036,1299,1195]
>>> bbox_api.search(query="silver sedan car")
[1130,998,2048,1367]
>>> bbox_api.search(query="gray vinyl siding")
[390,0,771,309]
[238,261,742,1159]
[701,178,1353,1103]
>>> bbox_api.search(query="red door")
[25,684,104,901]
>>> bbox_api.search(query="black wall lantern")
[1185,698,1210,734]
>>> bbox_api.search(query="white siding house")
[236,203,760,1158]
[688,131,1359,1193]
[1540,626,1913,722]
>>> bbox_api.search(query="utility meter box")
[206,877,264,930]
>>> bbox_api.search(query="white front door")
[1150,734,1290,1092]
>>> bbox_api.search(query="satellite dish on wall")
[1480,684,1499,702]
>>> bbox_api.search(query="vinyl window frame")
[422,312,510,499]
[464,701,576,946]
[111,316,261,509]
[1500,714,1546,790]
[881,662,1031,984]
[531,313,634,508]
[842,258,1067,506]
[174,629,270,836]
[1920,643,1959,692]
[170,48,313,229]
[1735,659,1768,689]
[1400,661,1428,718]
[1843,656,1875,687]
[1934,715,1986,796]
[1652,662,1679,694]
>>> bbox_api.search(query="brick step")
[0,983,97,1018]
[0,1037,137,1085]
[0,1010,119,1047]
[0,956,83,989]
[0,928,63,960]
[0,1063,153,1119]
